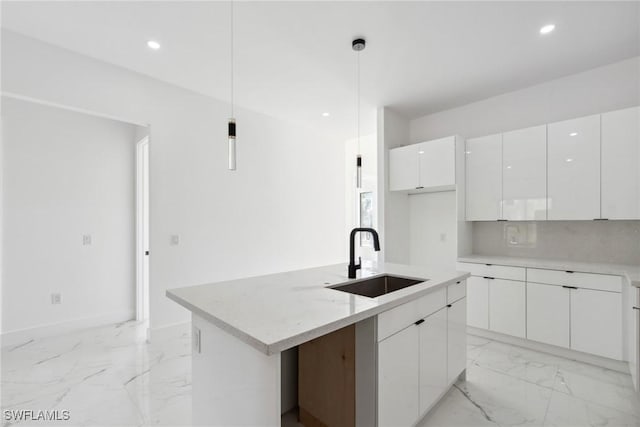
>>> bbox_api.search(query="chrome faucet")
[348,228,381,279]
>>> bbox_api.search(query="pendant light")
[353,38,365,188]
[228,1,236,170]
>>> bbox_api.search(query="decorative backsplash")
[472,220,640,265]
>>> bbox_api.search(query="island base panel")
[192,314,281,426]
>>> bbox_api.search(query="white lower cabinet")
[378,325,419,427]
[467,276,489,329]
[489,279,526,338]
[571,287,622,360]
[419,308,448,415]
[447,297,467,383]
[526,282,570,348]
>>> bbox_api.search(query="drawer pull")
[565,270,574,274]
[483,276,495,280]
[447,304,452,308]
[415,319,425,326]
[633,307,639,311]
[416,186,424,190]
[485,264,493,266]
[456,281,461,284]
[562,285,578,290]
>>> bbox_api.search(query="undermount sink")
[329,275,427,298]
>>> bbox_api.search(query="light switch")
[193,326,201,353]
[51,293,62,304]
[82,235,92,245]
[170,235,180,246]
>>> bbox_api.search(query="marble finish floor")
[2,321,639,426]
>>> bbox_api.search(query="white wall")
[408,191,457,270]
[1,97,139,335]
[377,107,410,264]
[410,57,640,142]
[1,30,346,336]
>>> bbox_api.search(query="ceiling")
[2,1,639,139]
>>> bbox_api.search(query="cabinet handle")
[415,319,425,326]
[593,218,609,221]
[416,186,424,190]
[497,219,507,222]
[447,304,452,308]
[485,264,493,266]
[565,271,574,274]
[456,281,461,284]
[633,307,639,311]
[562,285,578,290]
[483,276,495,280]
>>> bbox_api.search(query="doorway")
[136,136,150,322]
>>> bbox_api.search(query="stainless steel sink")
[329,275,427,298]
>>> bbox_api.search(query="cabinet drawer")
[378,288,446,342]
[457,262,525,281]
[447,280,466,304]
[527,268,622,293]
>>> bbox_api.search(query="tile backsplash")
[472,221,640,265]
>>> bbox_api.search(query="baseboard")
[1,310,135,349]
[468,326,630,374]
[148,320,191,343]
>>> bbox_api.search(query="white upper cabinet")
[417,136,456,189]
[502,125,547,220]
[601,106,640,219]
[547,115,601,220]
[466,134,502,220]
[389,145,418,191]
[389,136,457,192]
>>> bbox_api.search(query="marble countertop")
[166,262,469,355]
[457,255,640,288]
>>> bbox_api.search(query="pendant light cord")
[230,0,234,117]
[357,48,360,155]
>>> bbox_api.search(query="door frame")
[136,136,150,322]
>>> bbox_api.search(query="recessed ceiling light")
[566,158,574,163]
[506,165,512,169]
[540,24,555,35]
[569,132,578,137]
[147,40,161,50]
[465,151,472,155]
[418,150,425,154]
[322,112,330,117]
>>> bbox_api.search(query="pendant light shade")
[356,155,362,189]
[228,119,236,170]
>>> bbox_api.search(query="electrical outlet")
[82,235,92,245]
[193,326,201,353]
[51,293,62,304]
[170,235,180,246]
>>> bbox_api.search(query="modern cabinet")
[466,134,502,220]
[601,106,640,220]
[630,287,639,392]
[389,144,418,192]
[571,287,622,360]
[466,276,489,329]
[447,297,467,384]
[378,324,419,427]
[377,282,466,427]
[547,115,601,220]
[526,282,570,348]
[502,125,547,220]
[489,279,526,338]
[419,308,448,415]
[389,136,456,192]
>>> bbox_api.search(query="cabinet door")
[378,325,419,427]
[601,106,640,219]
[466,276,489,329]
[489,279,525,338]
[630,288,639,391]
[547,115,601,220]
[447,297,467,383]
[419,308,448,415]
[502,125,547,220]
[389,145,418,191]
[418,137,455,189]
[526,282,569,348]
[466,134,502,220]
[571,288,622,360]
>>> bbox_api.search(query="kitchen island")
[167,262,469,426]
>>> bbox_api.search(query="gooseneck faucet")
[348,228,381,279]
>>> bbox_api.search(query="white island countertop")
[167,263,469,355]
[458,255,640,288]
